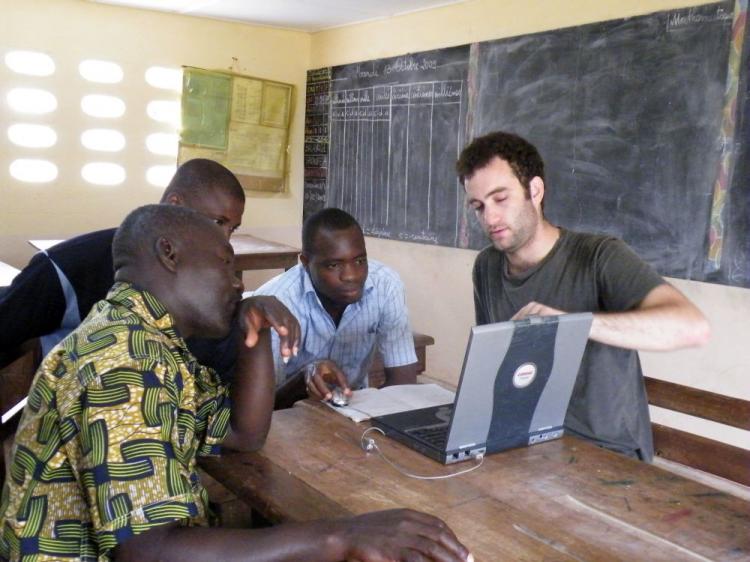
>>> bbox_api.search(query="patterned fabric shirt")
[0,283,231,562]
[252,260,417,388]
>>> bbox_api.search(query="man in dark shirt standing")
[0,159,245,379]
[457,131,710,460]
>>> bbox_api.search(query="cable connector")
[359,427,485,480]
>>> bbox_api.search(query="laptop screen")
[446,313,592,452]
[371,313,592,464]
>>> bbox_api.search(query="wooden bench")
[367,332,434,388]
[645,376,750,487]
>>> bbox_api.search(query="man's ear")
[299,252,309,269]
[155,236,179,273]
[164,192,183,206]
[529,176,545,206]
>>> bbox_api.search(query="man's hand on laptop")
[512,301,565,320]
[304,359,351,402]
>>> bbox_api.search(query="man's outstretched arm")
[512,283,710,352]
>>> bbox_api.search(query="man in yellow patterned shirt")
[1,205,471,562]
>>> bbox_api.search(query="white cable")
[360,427,484,480]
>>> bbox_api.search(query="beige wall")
[309,0,750,450]
[0,0,309,267]
[311,0,715,62]
[1,0,747,450]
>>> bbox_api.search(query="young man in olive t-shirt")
[458,131,710,460]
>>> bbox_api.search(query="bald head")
[113,204,216,273]
[113,204,240,339]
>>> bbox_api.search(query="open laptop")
[371,313,592,464]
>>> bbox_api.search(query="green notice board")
[179,67,293,193]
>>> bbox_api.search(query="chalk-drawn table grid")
[327,81,464,244]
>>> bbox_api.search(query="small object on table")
[330,388,349,407]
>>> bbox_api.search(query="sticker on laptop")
[512,362,537,388]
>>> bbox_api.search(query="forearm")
[114,520,345,562]
[223,330,276,451]
[115,506,470,561]
[589,285,710,351]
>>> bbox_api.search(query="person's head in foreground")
[113,203,241,339]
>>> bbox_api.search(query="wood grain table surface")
[200,400,749,561]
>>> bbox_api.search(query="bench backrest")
[644,376,750,486]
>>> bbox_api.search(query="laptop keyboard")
[407,424,449,448]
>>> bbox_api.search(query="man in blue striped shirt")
[253,208,418,408]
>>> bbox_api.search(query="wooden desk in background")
[27,235,299,273]
[28,240,64,252]
[230,234,299,272]
[200,401,749,561]
[0,261,20,287]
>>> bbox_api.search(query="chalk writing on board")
[385,56,438,74]
[303,191,327,203]
[667,5,733,29]
[304,45,472,248]
[397,231,440,244]
[363,227,393,238]
[327,80,463,231]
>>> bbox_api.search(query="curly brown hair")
[456,131,545,198]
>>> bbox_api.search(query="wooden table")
[200,401,749,561]
[229,234,299,272]
[27,235,299,273]
[28,239,64,251]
